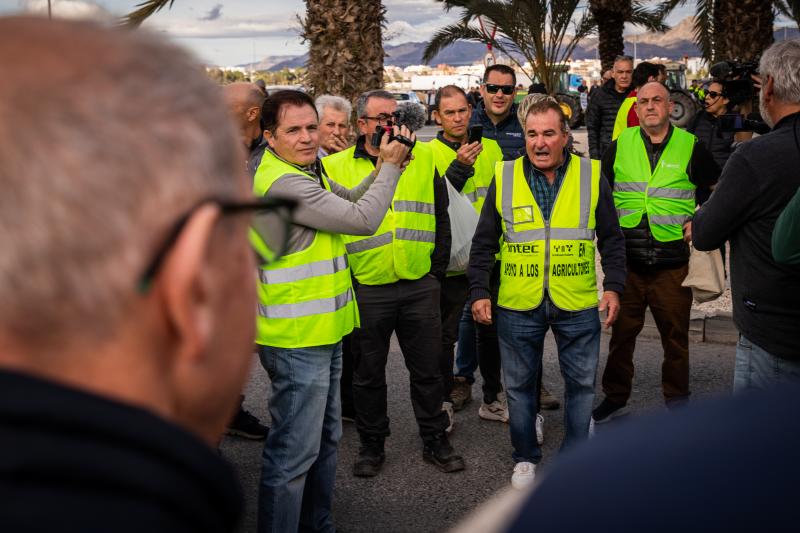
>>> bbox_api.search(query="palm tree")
[299,0,386,101]
[657,0,800,63]
[423,0,666,93]
[123,0,385,103]
[422,0,595,95]
[590,0,668,72]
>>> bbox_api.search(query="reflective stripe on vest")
[322,143,437,285]
[612,96,637,141]
[428,137,503,214]
[495,154,600,311]
[253,149,358,348]
[612,126,696,242]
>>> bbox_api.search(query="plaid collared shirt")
[527,150,570,221]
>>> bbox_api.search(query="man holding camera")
[593,82,720,423]
[253,90,411,531]
[427,85,504,423]
[693,39,800,390]
[322,90,464,478]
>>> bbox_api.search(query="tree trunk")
[302,0,386,103]
[590,0,632,73]
[714,0,774,62]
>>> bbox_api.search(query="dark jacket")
[693,112,800,359]
[602,126,720,272]
[354,136,451,280]
[586,79,628,159]
[0,370,242,532]
[688,111,735,171]
[469,101,524,161]
[467,155,627,304]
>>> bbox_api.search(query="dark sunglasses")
[484,83,515,95]
[706,91,723,99]
[138,196,297,293]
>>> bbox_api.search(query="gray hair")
[315,94,352,118]
[759,38,800,104]
[356,89,395,118]
[517,94,570,134]
[0,17,241,349]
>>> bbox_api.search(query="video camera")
[718,112,771,135]
[709,59,759,106]
[370,104,426,149]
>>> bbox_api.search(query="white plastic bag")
[681,245,726,303]
[445,178,480,273]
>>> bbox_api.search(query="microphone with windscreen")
[370,102,427,149]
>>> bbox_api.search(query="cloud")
[19,0,112,20]
[199,3,223,22]
[147,16,302,40]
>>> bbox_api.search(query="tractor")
[661,62,702,128]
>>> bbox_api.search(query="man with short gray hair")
[0,16,293,531]
[693,39,800,390]
[315,94,353,157]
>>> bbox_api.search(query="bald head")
[223,82,266,145]
[635,82,673,136]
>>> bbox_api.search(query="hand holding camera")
[378,124,414,168]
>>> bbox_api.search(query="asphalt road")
[222,329,735,533]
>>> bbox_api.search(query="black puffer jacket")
[586,79,627,159]
[688,111,735,170]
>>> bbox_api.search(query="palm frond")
[422,23,487,63]
[120,0,175,28]
[629,3,670,33]
[692,0,714,61]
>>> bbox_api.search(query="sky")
[1,0,707,66]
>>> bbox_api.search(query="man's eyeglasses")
[137,196,297,293]
[484,84,515,95]
[362,113,394,124]
[706,91,723,99]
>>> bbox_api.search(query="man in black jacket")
[586,56,633,159]
[593,83,720,423]
[693,39,800,390]
[0,17,286,532]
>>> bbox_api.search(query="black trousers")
[340,333,355,417]
[352,276,449,442]
[474,267,504,404]
[440,275,470,402]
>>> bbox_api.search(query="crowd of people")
[1,15,799,533]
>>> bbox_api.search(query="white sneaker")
[588,417,596,439]
[442,401,455,434]
[478,392,509,423]
[536,413,544,445]
[511,461,536,489]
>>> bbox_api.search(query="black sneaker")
[591,398,628,424]
[353,440,385,477]
[422,434,465,473]
[226,408,269,440]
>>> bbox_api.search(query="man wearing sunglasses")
[0,17,292,531]
[253,90,412,532]
[470,64,526,161]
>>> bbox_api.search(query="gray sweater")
[263,149,401,254]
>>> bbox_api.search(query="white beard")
[759,91,775,128]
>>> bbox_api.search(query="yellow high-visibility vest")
[253,149,358,348]
[495,154,600,311]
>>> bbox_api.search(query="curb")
[600,309,737,345]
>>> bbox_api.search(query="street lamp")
[48,0,52,19]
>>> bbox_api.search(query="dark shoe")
[591,398,628,424]
[353,441,385,477]
[423,434,465,473]
[341,405,356,423]
[539,385,560,410]
[226,408,269,440]
[451,377,473,411]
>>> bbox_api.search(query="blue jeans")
[455,302,478,382]
[496,297,600,464]
[734,334,800,392]
[257,343,342,533]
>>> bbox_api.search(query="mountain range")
[238,18,799,71]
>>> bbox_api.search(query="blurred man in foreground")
[0,16,294,532]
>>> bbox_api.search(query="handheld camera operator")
[322,90,465,478]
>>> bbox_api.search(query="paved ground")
[222,328,735,533]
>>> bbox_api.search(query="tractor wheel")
[556,94,583,128]
[669,90,699,128]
